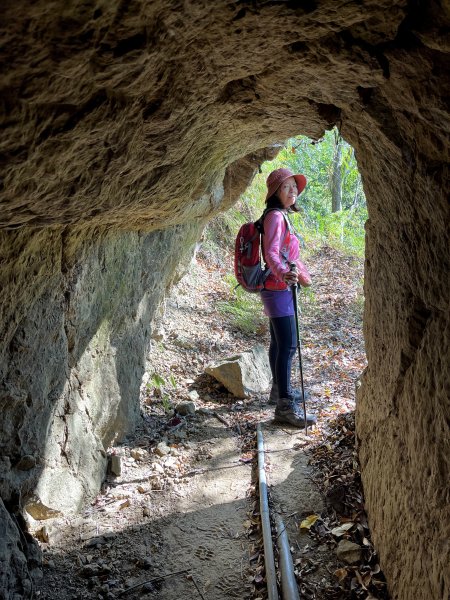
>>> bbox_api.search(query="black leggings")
[268,315,297,399]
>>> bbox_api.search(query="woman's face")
[276,176,298,208]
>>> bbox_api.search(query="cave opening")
[202,127,367,411]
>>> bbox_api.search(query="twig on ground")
[118,569,191,596]
[279,427,298,436]
[187,573,207,600]
[185,463,249,478]
[213,411,230,427]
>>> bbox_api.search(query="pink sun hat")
[265,167,307,201]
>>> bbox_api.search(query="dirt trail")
[33,246,370,600]
[153,422,251,599]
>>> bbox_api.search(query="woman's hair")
[266,194,301,213]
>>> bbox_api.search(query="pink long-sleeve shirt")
[262,210,311,288]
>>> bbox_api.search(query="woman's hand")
[283,270,298,285]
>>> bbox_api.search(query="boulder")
[205,345,271,398]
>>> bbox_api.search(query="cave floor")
[33,244,389,599]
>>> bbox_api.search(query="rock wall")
[0,223,204,514]
[0,1,448,599]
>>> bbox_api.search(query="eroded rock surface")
[0,500,40,598]
[0,2,449,599]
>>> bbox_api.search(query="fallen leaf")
[239,452,254,463]
[299,514,320,530]
[371,564,381,575]
[331,522,354,536]
[355,569,368,589]
[334,567,348,582]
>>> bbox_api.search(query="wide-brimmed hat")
[266,168,307,200]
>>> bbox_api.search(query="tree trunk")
[331,135,342,212]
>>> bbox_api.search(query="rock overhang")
[1,0,410,231]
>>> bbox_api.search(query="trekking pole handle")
[289,262,298,286]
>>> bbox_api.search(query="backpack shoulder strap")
[260,208,292,239]
[260,208,292,265]
[259,207,288,230]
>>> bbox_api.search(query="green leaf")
[150,373,165,389]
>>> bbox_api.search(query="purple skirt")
[260,289,294,318]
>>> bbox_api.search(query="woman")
[261,167,316,428]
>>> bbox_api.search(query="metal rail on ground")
[274,513,301,600]
[257,424,279,600]
[257,423,302,600]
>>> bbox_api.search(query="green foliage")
[262,131,366,216]
[304,206,367,257]
[217,274,266,334]
[207,127,367,258]
[148,373,165,390]
[161,395,172,413]
[147,372,176,412]
[206,206,245,246]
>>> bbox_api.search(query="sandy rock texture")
[0,1,449,599]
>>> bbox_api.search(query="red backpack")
[234,209,291,293]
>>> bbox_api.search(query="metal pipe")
[274,513,301,600]
[256,424,279,600]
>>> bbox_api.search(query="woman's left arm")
[289,236,312,287]
[296,258,312,287]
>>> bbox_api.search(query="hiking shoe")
[274,402,317,428]
[268,384,309,406]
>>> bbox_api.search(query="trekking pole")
[289,263,308,434]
